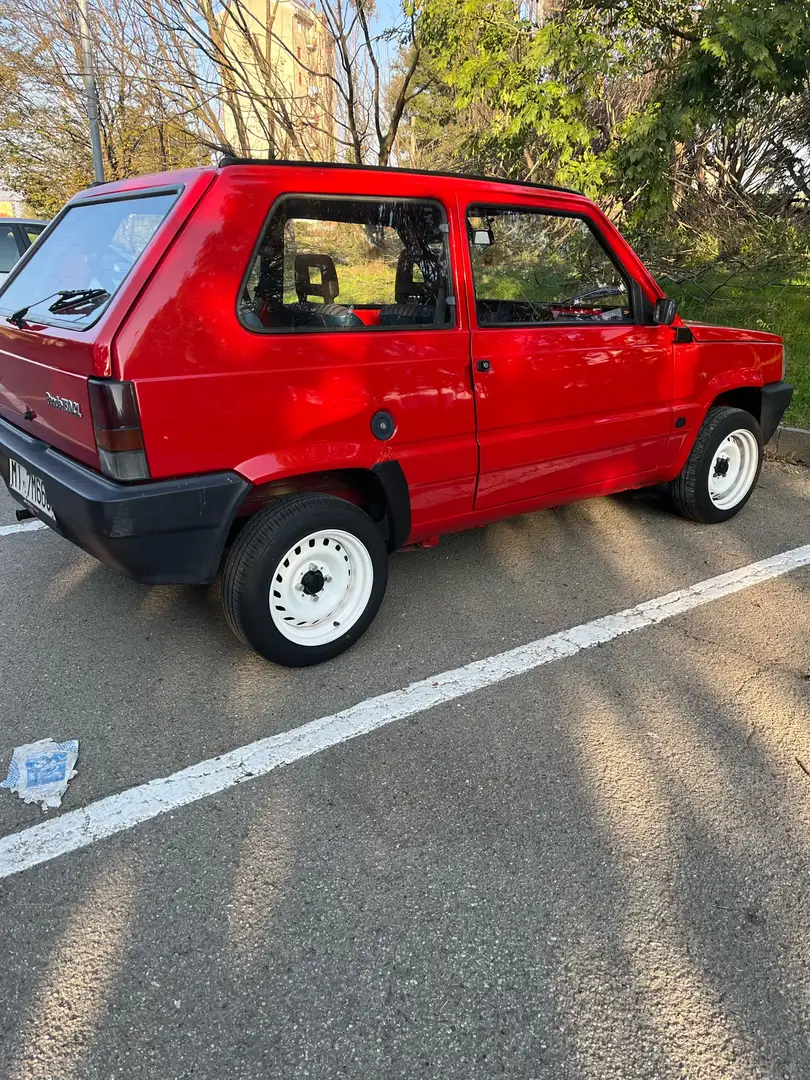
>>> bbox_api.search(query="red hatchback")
[0,160,793,665]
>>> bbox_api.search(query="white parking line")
[2,542,810,880]
[0,519,48,537]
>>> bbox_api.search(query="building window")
[240,196,454,333]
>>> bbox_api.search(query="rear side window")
[0,224,20,273]
[467,205,632,326]
[0,191,178,329]
[240,196,454,332]
[24,224,45,245]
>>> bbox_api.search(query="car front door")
[463,198,674,510]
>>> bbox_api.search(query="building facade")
[221,0,336,161]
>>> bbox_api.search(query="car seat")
[377,251,440,326]
[290,253,363,329]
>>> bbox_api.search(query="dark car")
[0,218,47,278]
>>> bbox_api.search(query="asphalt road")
[1,463,809,1080]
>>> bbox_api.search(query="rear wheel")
[669,406,763,523]
[222,493,389,666]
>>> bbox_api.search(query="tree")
[0,0,425,215]
[412,0,810,223]
[0,0,204,216]
[611,0,810,216]
[137,0,427,165]
[412,0,629,194]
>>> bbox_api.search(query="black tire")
[222,493,389,666]
[668,406,763,524]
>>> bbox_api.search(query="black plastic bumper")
[0,417,249,584]
[761,380,794,444]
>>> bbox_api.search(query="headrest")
[295,253,339,302]
[394,250,435,305]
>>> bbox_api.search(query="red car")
[0,161,793,665]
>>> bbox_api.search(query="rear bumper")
[0,417,249,584]
[761,380,794,444]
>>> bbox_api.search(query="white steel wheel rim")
[269,529,374,647]
[708,429,759,510]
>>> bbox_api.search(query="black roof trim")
[216,156,581,197]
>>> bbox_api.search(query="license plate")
[8,458,55,521]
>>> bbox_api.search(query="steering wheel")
[558,286,625,307]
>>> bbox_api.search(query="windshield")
[0,191,178,329]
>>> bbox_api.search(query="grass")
[665,280,810,429]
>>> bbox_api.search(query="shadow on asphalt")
[1,463,810,1078]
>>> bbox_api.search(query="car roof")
[2,218,48,225]
[217,156,581,198]
[74,161,592,211]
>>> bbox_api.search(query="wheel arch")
[710,386,762,426]
[232,462,411,553]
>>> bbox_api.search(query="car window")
[467,206,632,326]
[240,196,453,332]
[24,225,45,246]
[0,192,178,329]
[0,225,19,273]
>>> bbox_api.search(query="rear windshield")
[0,191,178,329]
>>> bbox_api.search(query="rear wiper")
[49,288,109,314]
[7,288,109,328]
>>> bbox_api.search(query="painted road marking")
[1,543,810,880]
[0,519,48,537]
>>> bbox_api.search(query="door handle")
[476,360,492,372]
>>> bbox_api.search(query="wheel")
[669,406,763,523]
[222,493,389,666]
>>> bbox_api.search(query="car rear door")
[462,195,674,509]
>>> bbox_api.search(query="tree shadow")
[1,465,810,1077]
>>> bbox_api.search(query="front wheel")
[222,493,389,666]
[669,406,763,523]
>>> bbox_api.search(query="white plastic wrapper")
[0,738,79,810]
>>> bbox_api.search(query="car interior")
[467,211,632,325]
[240,198,451,332]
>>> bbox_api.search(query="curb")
[766,426,810,466]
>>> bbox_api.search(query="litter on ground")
[1,738,79,810]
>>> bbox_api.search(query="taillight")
[88,379,149,482]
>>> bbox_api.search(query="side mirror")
[472,229,493,247]
[653,297,678,325]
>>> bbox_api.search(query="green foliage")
[615,0,810,216]
[414,0,810,215]
[672,281,810,428]
[415,0,621,193]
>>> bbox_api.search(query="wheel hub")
[300,567,325,596]
[713,456,730,478]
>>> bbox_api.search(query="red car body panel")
[0,162,788,554]
[0,169,215,469]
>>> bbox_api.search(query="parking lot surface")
[1,463,809,1080]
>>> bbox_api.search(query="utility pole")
[77,0,105,183]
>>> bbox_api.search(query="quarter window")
[0,225,19,273]
[467,206,632,326]
[240,196,453,332]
